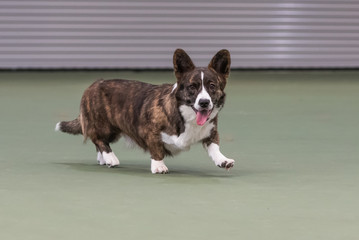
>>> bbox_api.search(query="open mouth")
[192,107,212,126]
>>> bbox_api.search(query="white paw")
[97,152,106,165]
[151,159,169,174]
[214,158,235,170]
[102,152,120,167]
[207,143,235,170]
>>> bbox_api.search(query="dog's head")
[173,49,231,126]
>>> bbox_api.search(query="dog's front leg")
[203,130,235,170]
[148,142,169,174]
[206,143,235,170]
[151,159,169,174]
[203,131,235,170]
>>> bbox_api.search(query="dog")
[55,49,235,174]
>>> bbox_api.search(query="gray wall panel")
[1,0,358,69]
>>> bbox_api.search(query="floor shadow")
[54,162,147,174]
[54,161,241,178]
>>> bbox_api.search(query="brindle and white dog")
[56,49,235,174]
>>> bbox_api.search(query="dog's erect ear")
[173,49,195,80]
[208,49,231,79]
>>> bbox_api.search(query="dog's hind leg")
[95,145,106,166]
[93,140,120,168]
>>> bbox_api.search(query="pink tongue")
[196,111,211,126]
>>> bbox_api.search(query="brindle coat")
[57,49,233,172]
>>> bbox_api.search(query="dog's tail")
[55,116,83,135]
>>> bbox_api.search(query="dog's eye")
[209,83,216,91]
[188,85,196,91]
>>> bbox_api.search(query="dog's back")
[78,79,178,151]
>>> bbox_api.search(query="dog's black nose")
[199,99,210,108]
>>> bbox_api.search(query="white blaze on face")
[193,71,213,126]
[194,71,213,111]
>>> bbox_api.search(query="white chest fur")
[161,105,216,154]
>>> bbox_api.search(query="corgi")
[56,49,235,174]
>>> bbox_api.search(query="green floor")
[1,70,358,240]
